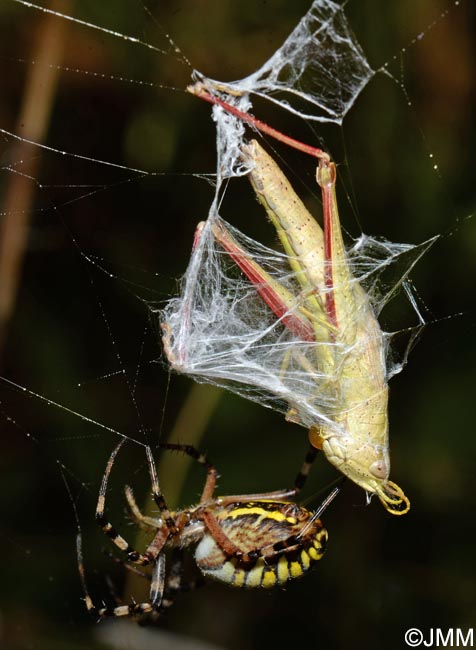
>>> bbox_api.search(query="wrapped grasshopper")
[162,138,411,514]
[240,140,409,513]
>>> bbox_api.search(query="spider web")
[196,0,375,125]
[0,0,471,647]
[158,0,438,434]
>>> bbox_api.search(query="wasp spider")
[77,440,341,620]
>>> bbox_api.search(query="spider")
[77,439,341,621]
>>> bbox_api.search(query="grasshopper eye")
[370,460,388,479]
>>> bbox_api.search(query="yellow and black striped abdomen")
[194,500,327,588]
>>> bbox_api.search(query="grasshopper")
[212,140,410,514]
[163,85,412,514]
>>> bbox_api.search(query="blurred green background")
[0,1,474,649]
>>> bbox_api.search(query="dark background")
[0,1,474,649]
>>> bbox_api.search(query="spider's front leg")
[79,441,182,620]
[95,441,161,566]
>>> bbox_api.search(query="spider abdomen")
[195,500,327,588]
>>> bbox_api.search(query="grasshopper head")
[310,427,410,515]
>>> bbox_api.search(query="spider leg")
[218,443,319,506]
[200,510,245,558]
[149,553,166,609]
[80,442,217,621]
[293,444,319,493]
[103,549,192,615]
[237,483,342,565]
[77,531,151,618]
[79,531,170,619]
[157,443,219,502]
[202,482,342,568]
[153,442,315,506]
[103,550,152,581]
[159,549,205,611]
[95,440,158,566]
[124,444,217,536]
[125,484,162,531]
[151,443,322,566]
[146,549,206,623]
[143,445,181,539]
